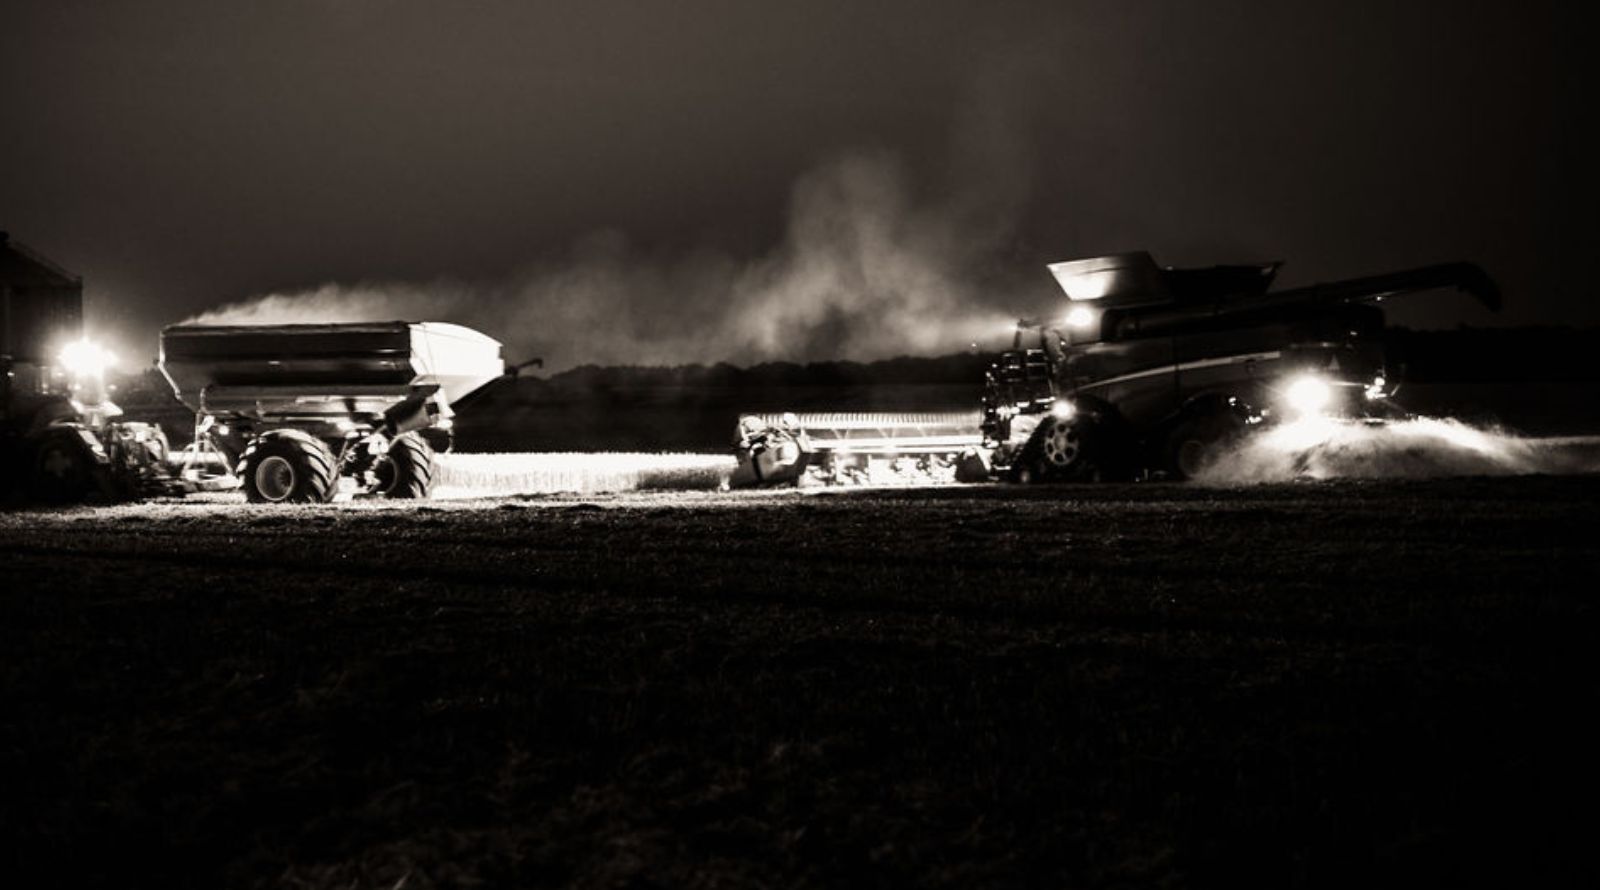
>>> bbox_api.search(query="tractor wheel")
[239,430,338,504]
[372,432,435,499]
[28,429,98,503]
[1165,412,1244,480]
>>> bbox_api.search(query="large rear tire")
[373,432,435,499]
[240,430,338,504]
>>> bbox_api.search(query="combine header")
[730,411,982,486]
[160,321,505,502]
[733,251,1499,485]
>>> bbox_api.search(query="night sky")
[1,0,1588,367]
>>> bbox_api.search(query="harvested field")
[3,478,1599,887]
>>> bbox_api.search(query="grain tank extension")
[160,322,504,502]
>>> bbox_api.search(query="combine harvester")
[733,251,1498,485]
[160,322,508,502]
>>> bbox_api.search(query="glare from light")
[1064,306,1097,329]
[1050,400,1077,420]
[1262,415,1340,452]
[59,339,116,378]
[1284,375,1333,416]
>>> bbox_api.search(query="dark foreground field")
[4,479,1599,888]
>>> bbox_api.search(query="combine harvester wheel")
[239,430,338,504]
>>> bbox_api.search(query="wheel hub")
[41,446,76,479]
[254,455,296,502]
[1042,421,1081,467]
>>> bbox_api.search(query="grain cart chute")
[159,321,504,502]
[731,410,984,486]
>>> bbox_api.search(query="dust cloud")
[185,49,1060,371]
[187,150,1030,371]
[1196,417,1600,484]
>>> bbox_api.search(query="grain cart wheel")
[372,432,435,499]
[1165,412,1244,480]
[239,430,337,504]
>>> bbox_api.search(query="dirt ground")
[3,478,1599,888]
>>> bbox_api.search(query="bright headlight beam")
[1284,375,1333,416]
[1064,306,1097,329]
[59,339,116,378]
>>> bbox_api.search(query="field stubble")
[2,479,1599,887]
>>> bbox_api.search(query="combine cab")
[160,321,505,502]
[733,251,1499,485]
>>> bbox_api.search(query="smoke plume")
[1196,417,1600,484]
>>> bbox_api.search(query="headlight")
[59,339,116,378]
[1050,399,1077,420]
[1284,375,1333,416]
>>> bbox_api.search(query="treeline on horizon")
[534,325,1600,389]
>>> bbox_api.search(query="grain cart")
[159,322,505,503]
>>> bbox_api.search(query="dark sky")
[1,0,1589,365]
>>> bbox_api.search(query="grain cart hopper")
[160,322,504,502]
